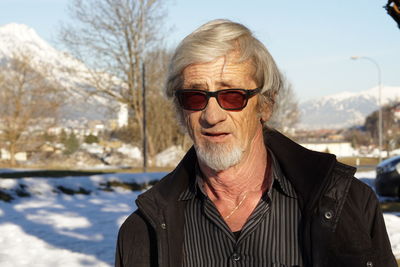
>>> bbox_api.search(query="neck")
[199,127,269,200]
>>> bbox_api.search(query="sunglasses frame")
[175,88,261,111]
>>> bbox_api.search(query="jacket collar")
[137,127,356,267]
[136,147,197,267]
[178,147,298,201]
[263,127,337,208]
[143,127,356,209]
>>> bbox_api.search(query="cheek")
[239,108,261,137]
[184,112,199,139]
[244,117,259,136]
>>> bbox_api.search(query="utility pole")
[350,56,383,162]
[142,63,147,172]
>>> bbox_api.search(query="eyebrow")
[183,82,208,89]
[217,80,236,87]
[183,80,241,90]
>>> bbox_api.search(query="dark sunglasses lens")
[218,90,246,109]
[180,91,207,110]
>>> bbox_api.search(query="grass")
[57,185,91,195]
[380,202,400,213]
[0,189,13,202]
[101,180,159,191]
[0,169,111,178]
[0,156,385,178]
[0,167,173,179]
[339,156,380,166]
[338,157,379,168]
[0,168,169,201]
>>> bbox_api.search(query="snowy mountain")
[298,86,400,129]
[2,23,399,130]
[0,23,115,121]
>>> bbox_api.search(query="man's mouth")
[204,132,228,137]
[201,132,231,141]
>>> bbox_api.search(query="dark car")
[375,155,400,198]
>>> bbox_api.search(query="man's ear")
[260,109,272,123]
[259,100,272,123]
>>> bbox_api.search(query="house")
[299,140,356,157]
[0,149,28,161]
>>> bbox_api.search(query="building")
[299,140,356,157]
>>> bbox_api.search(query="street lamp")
[350,56,383,162]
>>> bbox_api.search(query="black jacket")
[115,129,397,267]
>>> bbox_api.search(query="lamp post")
[350,56,383,162]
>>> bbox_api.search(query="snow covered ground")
[0,172,164,267]
[0,170,399,266]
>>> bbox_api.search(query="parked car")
[375,155,400,198]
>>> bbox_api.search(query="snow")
[0,23,120,122]
[116,145,142,160]
[299,85,400,129]
[385,213,400,259]
[155,146,186,167]
[0,172,164,267]
[0,170,399,266]
[0,23,86,85]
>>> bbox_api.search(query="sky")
[0,0,399,102]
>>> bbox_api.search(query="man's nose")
[200,97,227,126]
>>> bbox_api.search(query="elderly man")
[115,20,396,267]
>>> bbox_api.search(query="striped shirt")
[179,151,303,267]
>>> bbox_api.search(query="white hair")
[165,19,283,117]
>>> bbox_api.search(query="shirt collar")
[178,149,297,201]
[178,162,202,201]
[268,148,297,199]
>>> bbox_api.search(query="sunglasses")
[175,88,261,111]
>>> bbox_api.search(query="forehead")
[182,52,255,88]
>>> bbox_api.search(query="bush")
[63,132,80,155]
[84,134,99,144]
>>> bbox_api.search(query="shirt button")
[160,223,166,229]
[231,253,241,261]
[324,210,334,220]
[366,261,373,267]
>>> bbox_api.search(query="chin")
[194,142,243,171]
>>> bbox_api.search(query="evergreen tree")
[84,134,99,144]
[64,132,80,155]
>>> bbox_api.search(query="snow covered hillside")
[0,23,115,121]
[0,171,399,266]
[299,86,400,129]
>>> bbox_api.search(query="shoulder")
[329,162,377,210]
[349,177,376,197]
[347,174,378,208]
[343,176,379,224]
[139,147,197,202]
[333,166,381,232]
[116,210,156,266]
[118,210,153,245]
[322,162,379,222]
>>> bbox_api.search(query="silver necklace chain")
[223,191,249,220]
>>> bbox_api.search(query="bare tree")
[101,48,187,158]
[59,0,167,156]
[364,101,400,154]
[268,79,300,133]
[144,49,186,156]
[0,52,64,166]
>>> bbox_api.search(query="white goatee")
[195,142,243,171]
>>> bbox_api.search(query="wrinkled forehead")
[181,52,256,87]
